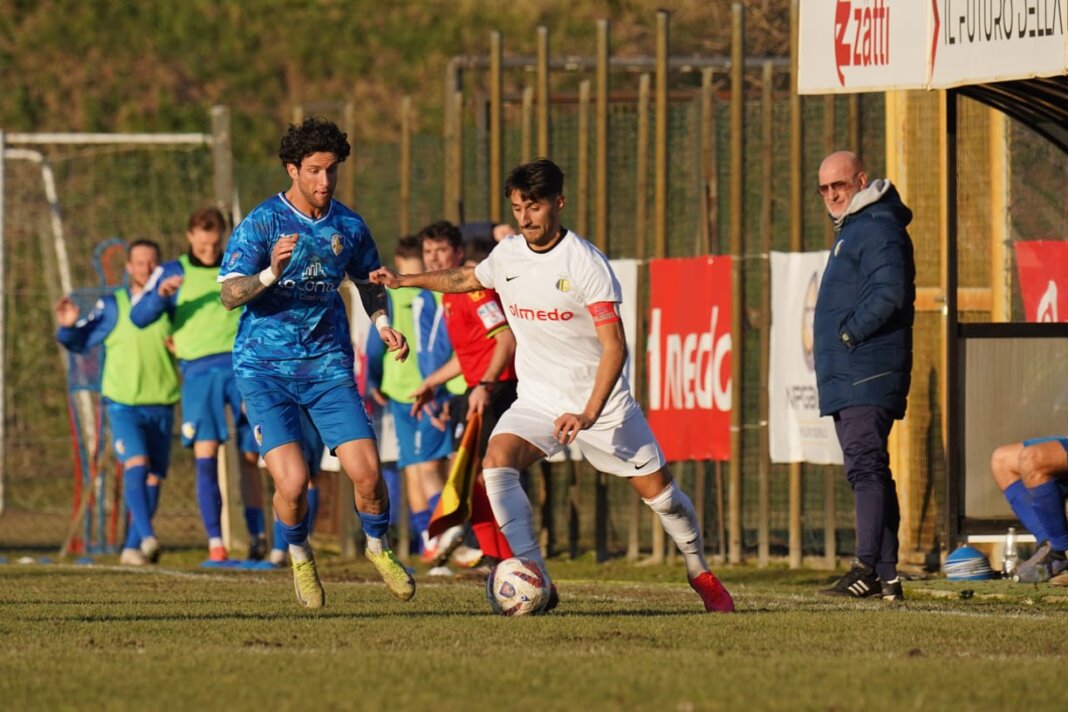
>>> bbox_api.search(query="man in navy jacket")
[813,150,915,602]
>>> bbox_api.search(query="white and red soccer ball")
[485,557,550,616]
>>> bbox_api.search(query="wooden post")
[210,106,234,223]
[452,90,464,224]
[727,2,744,565]
[342,101,357,209]
[577,80,590,237]
[848,94,861,164]
[489,31,503,223]
[788,0,804,571]
[595,19,610,252]
[635,74,650,261]
[823,95,836,249]
[989,109,1010,322]
[399,96,412,237]
[758,61,773,568]
[568,460,580,559]
[521,86,534,165]
[537,26,550,158]
[653,10,669,260]
[822,94,838,568]
[700,68,718,255]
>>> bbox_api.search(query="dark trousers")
[833,405,900,581]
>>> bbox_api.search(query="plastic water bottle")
[1002,527,1018,578]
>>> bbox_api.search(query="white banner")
[769,251,843,465]
[799,0,1067,94]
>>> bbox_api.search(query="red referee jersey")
[442,288,516,388]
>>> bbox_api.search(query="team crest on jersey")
[555,277,571,293]
[115,439,125,456]
[254,424,263,446]
[226,251,241,268]
[181,422,196,440]
[468,290,485,301]
[331,234,343,255]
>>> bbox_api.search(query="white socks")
[365,533,389,555]
[288,541,312,562]
[643,482,709,579]
[483,466,549,581]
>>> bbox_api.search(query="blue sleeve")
[842,223,912,343]
[365,325,385,395]
[345,220,383,283]
[221,212,272,278]
[130,262,181,328]
[416,291,453,378]
[56,296,117,354]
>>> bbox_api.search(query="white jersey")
[475,229,633,424]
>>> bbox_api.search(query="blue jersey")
[220,193,382,381]
[56,295,119,354]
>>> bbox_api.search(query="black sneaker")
[881,577,905,601]
[248,536,270,562]
[819,558,881,598]
[1014,543,1067,583]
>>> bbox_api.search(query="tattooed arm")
[220,233,298,310]
[369,265,484,294]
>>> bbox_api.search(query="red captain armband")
[587,301,621,326]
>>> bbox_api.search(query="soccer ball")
[485,557,550,616]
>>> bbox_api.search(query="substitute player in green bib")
[56,240,179,565]
[131,207,268,562]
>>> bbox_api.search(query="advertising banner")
[769,251,844,465]
[646,257,732,461]
[1015,240,1068,322]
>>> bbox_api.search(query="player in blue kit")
[55,240,179,565]
[131,207,268,562]
[219,117,415,609]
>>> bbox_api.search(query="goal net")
[0,131,226,551]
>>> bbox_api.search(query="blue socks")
[195,457,222,540]
[123,464,154,542]
[359,510,390,540]
[307,486,320,534]
[1027,480,1068,551]
[244,507,265,538]
[410,509,431,549]
[1006,480,1049,543]
[278,510,311,546]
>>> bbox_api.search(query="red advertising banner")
[646,256,732,461]
[1014,241,1068,322]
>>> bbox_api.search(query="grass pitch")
[2,553,1067,711]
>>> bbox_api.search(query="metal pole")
[654,10,669,260]
[0,131,5,515]
[595,20,610,252]
[489,31,503,223]
[822,93,838,569]
[577,80,590,238]
[521,86,534,165]
[400,96,412,237]
[727,2,744,566]
[537,27,550,158]
[944,89,960,549]
[788,0,804,571]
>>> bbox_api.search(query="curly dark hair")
[504,158,564,202]
[278,117,351,168]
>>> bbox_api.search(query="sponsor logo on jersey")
[182,422,196,440]
[253,424,263,446]
[508,303,574,322]
[279,256,336,299]
[115,439,125,456]
[331,234,343,255]
[476,300,506,329]
[226,251,242,268]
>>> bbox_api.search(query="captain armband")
[587,301,621,326]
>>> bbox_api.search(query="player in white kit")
[371,159,733,613]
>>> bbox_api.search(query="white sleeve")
[474,245,499,289]
[576,244,621,305]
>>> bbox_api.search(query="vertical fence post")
[0,130,5,516]
[400,96,411,237]
[521,86,534,165]
[728,3,745,565]
[595,19,610,253]
[758,61,774,568]
[700,68,717,256]
[537,26,550,158]
[788,0,804,570]
[848,94,861,163]
[343,101,357,209]
[452,90,464,223]
[577,80,590,237]
[489,31,503,223]
[210,106,234,223]
[822,94,838,569]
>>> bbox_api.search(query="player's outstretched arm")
[220,234,298,309]
[369,265,483,294]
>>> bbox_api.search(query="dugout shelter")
[797,0,1068,550]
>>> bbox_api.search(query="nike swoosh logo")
[633,457,654,470]
[505,275,519,282]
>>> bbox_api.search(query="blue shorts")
[299,410,324,476]
[1023,436,1068,453]
[389,399,452,468]
[236,375,374,457]
[106,402,174,476]
[179,359,256,453]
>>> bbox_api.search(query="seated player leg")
[1017,438,1068,582]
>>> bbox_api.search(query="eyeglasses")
[816,173,859,196]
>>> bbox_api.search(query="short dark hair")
[504,158,564,202]
[127,239,161,261]
[279,117,351,168]
[417,220,462,250]
[394,235,422,260]
[464,236,496,265]
[187,206,228,233]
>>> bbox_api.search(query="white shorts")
[492,398,666,477]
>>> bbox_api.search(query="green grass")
[2,554,1067,711]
